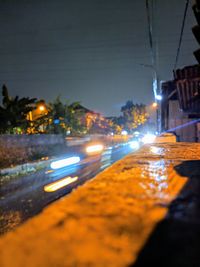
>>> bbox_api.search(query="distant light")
[141,133,156,144]
[50,156,80,169]
[39,105,45,111]
[155,95,162,101]
[134,131,140,136]
[152,102,158,108]
[129,141,140,150]
[54,119,60,124]
[86,144,104,154]
[44,176,78,192]
[121,130,128,136]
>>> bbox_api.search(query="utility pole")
[145,0,161,133]
[140,63,161,133]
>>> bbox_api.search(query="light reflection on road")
[44,176,79,192]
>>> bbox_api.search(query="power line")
[0,51,193,77]
[0,37,194,56]
[174,0,190,70]
[145,0,160,101]
[145,0,155,67]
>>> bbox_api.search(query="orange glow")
[44,176,78,192]
[39,105,45,111]
[152,102,158,108]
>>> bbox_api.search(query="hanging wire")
[145,0,155,67]
[174,0,190,70]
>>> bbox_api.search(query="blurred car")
[84,142,104,156]
[49,141,105,171]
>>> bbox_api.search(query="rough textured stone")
[0,143,200,267]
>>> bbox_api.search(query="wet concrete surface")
[0,143,200,267]
[133,160,200,267]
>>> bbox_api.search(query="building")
[161,65,200,142]
[68,103,107,133]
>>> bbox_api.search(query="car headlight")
[129,140,140,149]
[141,134,156,144]
[50,156,80,170]
[85,144,104,154]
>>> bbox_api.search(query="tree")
[121,101,149,132]
[104,117,123,134]
[46,98,87,135]
[0,85,37,133]
[66,102,87,135]
[46,97,68,134]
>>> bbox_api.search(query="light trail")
[166,119,200,132]
[50,156,80,170]
[44,176,78,192]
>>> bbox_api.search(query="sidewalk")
[0,142,200,267]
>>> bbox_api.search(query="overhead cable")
[174,0,190,70]
[145,0,155,66]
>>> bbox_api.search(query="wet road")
[0,143,134,234]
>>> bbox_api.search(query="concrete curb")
[0,158,52,177]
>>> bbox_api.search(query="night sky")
[0,0,198,116]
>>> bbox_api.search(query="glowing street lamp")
[27,102,47,133]
[155,94,162,101]
[152,102,158,108]
[38,105,45,112]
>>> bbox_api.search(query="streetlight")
[152,102,158,108]
[139,63,162,133]
[155,94,162,101]
[151,102,159,133]
[37,104,47,132]
[38,105,45,112]
[28,103,47,133]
